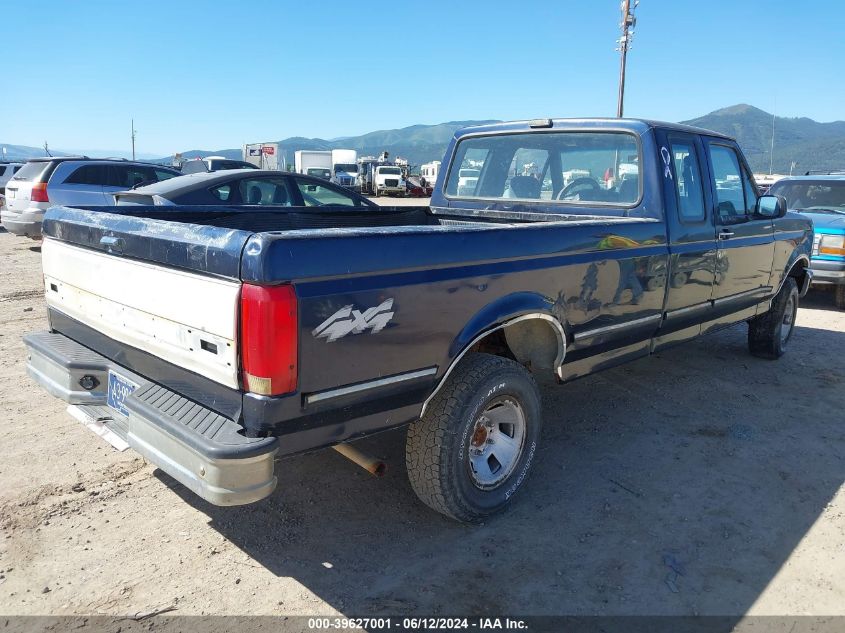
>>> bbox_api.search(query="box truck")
[331,149,359,190]
[243,143,283,170]
[295,150,332,180]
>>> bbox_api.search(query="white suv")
[2,158,179,237]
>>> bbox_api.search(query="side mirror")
[756,194,787,219]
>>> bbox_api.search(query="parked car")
[180,156,259,174]
[113,169,377,207]
[767,173,845,307]
[24,118,811,523]
[0,161,23,195]
[1,158,179,237]
[404,176,430,197]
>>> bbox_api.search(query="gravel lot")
[0,226,843,618]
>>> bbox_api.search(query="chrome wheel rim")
[468,397,526,489]
[781,295,796,345]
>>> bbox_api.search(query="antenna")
[769,112,775,175]
[616,0,639,118]
[43,142,52,157]
[131,119,137,161]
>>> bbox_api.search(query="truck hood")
[796,209,845,232]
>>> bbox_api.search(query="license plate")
[107,371,138,417]
[7,189,14,198]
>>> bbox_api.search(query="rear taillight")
[31,182,49,203]
[240,284,298,396]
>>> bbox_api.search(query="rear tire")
[835,285,845,309]
[748,277,798,359]
[405,353,542,523]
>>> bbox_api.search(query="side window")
[292,177,359,207]
[154,169,177,181]
[238,178,294,205]
[210,184,231,201]
[124,166,156,188]
[64,165,107,185]
[181,161,207,174]
[708,145,750,223]
[669,138,705,222]
[105,165,151,188]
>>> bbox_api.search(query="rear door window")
[238,177,294,205]
[64,164,109,185]
[181,161,208,174]
[668,138,706,223]
[154,168,177,181]
[107,165,157,189]
[211,184,232,201]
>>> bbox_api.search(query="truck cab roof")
[454,118,731,140]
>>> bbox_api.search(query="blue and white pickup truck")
[767,174,845,308]
[24,118,812,522]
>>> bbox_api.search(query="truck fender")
[421,293,567,416]
[778,254,811,299]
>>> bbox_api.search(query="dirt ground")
[0,227,843,618]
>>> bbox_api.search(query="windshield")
[378,167,401,175]
[444,131,642,213]
[768,180,845,213]
[334,163,358,174]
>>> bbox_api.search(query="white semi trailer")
[294,150,332,180]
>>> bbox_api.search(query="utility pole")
[616,0,639,118]
[131,119,137,161]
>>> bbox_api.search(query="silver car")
[1,158,179,237]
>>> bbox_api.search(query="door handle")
[718,230,735,240]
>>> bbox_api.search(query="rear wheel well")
[468,317,565,376]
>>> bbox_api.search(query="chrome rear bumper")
[24,331,278,506]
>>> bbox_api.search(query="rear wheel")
[835,285,845,309]
[405,353,542,523]
[748,277,798,359]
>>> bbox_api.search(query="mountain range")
[680,105,845,174]
[3,106,844,174]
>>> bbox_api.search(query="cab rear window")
[444,131,642,211]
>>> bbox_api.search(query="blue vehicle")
[767,173,845,308]
[23,118,812,522]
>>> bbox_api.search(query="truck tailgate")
[41,207,254,390]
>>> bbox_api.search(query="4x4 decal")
[312,299,395,342]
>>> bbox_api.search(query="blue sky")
[1,0,841,156]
